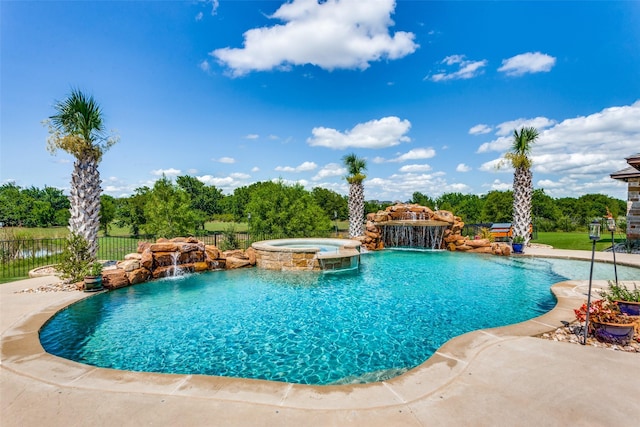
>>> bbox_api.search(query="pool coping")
[2,248,640,424]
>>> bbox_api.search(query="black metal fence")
[0,236,143,283]
[0,231,334,283]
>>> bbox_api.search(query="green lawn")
[1,226,69,240]
[2,225,623,251]
[532,231,624,251]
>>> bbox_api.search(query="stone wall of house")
[627,177,640,242]
[359,203,512,256]
[101,237,256,290]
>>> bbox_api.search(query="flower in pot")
[574,299,637,344]
[83,261,104,292]
[511,235,525,254]
[599,282,640,316]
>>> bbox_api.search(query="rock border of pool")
[2,247,639,426]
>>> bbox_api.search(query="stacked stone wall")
[627,177,640,242]
[101,237,256,290]
[359,204,512,256]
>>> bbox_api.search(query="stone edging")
[1,277,594,410]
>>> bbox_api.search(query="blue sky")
[2,0,639,202]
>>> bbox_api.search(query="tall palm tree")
[505,126,539,246]
[47,89,118,258]
[342,153,367,238]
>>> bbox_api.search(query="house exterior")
[610,153,640,242]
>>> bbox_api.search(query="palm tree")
[505,126,539,246]
[342,153,367,238]
[46,89,118,258]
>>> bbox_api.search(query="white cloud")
[199,60,211,73]
[215,157,236,164]
[537,176,627,198]
[399,164,432,172]
[199,0,219,18]
[494,117,556,137]
[477,101,640,184]
[498,52,556,76]
[246,134,259,140]
[312,163,345,181]
[479,158,505,172]
[196,172,251,193]
[389,147,436,162]
[251,166,260,172]
[366,172,471,201]
[212,0,418,76]
[197,175,235,187]
[307,116,411,149]
[484,179,511,191]
[187,168,199,175]
[477,116,557,153]
[456,163,471,172]
[230,172,251,179]
[275,161,318,173]
[151,168,181,177]
[469,124,492,135]
[428,55,487,82]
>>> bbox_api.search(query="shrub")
[57,232,93,283]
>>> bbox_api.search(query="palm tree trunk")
[348,182,365,238]
[69,157,101,258]
[512,166,532,245]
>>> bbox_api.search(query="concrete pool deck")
[1,248,639,426]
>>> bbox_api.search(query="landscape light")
[583,219,601,345]
[605,216,618,286]
[588,220,601,241]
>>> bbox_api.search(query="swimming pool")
[39,251,638,385]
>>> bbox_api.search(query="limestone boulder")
[154,251,177,267]
[466,239,490,248]
[141,250,153,270]
[118,259,141,272]
[193,262,209,272]
[223,249,246,259]
[150,242,178,253]
[137,241,151,254]
[205,245,221,261]
[103,269,129,290]
[127,268,151,285]
[432,210,455,224]
[179,250,204,264]
[245,247,257,265]
[178,242,201,253]
[225,256,251,269]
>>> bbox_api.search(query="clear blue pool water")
[275,244,339,253]
[39,251,638,385]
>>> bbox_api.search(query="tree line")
[1,178,626,237]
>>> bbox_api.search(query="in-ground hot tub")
[251,238,361,271]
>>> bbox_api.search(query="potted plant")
[83,261,104,292]
[600,282,640,316]
[511,235,525,254]
[574,299,637,345]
